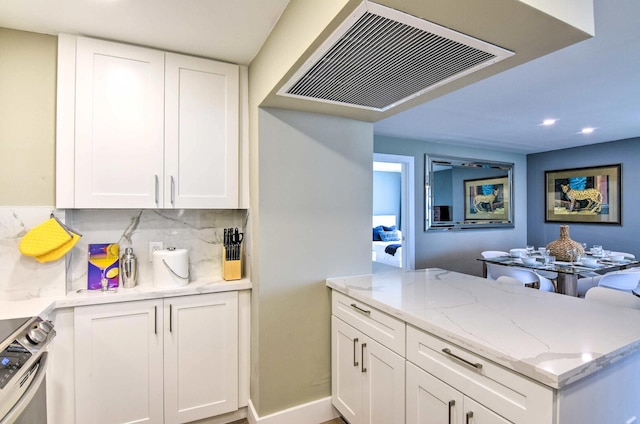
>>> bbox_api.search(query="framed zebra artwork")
[545,164,621,224]
[464,176,510,221]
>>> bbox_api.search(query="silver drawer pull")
[448,400,455,424]
[442,348,483,370]
[466,411,474,424]
[361,343,367,373]
[353,338,359,367]
[350,303,371,315]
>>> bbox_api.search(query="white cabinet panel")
[74,292,239,424]
[331,314,405,424]
[164,292,238,423]
[74,37,165,208]
[332,316,364,424]
[407,362,512,424]
[57,35,241,209]
[165,53,239,208]
[74,299,164,424]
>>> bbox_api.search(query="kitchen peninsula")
[327,268,640,423]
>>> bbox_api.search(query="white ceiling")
[0,0,637,154]
[0,0,290,65]
[374,0,640,154]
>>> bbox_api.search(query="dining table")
[478,253,639,296]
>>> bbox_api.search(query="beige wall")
[0,28,57,206]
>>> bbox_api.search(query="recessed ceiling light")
[580,127,596,134]
[541,119,557,126]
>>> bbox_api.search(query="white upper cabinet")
[165,53,239,208]
[56,35,240,209]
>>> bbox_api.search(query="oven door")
[0,352,48,424]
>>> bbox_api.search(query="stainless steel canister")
[120,247,138,288]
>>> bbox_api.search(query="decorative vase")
[546,225,585,261]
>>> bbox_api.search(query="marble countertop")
[0,277,251,321]
[327,268,640,389]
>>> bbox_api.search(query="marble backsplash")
[0,207,67,301]
[0,207,248,301]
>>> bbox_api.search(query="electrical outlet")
[148,242,164,261]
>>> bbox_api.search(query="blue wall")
[527,137,640,256]
[375,135,527,275]
[373,170,401,229]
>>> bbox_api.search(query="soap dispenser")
[120,247,138,288]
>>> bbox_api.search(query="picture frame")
[545,164,621,224]
[464,176,510,221]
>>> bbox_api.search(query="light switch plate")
[148,242,164,262]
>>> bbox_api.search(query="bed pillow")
[379,230,401,242]
[373,226,385,241]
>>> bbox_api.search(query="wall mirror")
[425,155,514,231]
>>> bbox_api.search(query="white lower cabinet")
[331,295,405,424]
[74,292,238,424]
[406,362,511,424]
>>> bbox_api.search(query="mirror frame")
[425,154,515,231]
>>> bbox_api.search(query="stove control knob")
[26,328,47,345]
[38,321,54,334]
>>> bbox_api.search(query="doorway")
[373,153,415,270]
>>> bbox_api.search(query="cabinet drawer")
[406,325,553,424]
[332,291,405,356]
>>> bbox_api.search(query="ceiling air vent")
[278,1,514,111]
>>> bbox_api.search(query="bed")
[372,215,402,268]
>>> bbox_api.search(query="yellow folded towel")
[35,231,82,263]
[19,217,73,257]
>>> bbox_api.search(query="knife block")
[222,247,242,281]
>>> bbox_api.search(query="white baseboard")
[247,397,341,424]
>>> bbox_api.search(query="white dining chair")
[597,271,640,293]
[577,252,639,297]
[481,251,509,259]
[486,265,554,291]
[481,251,510,281]
[483,251,556,292]
[496,275,529,286]
[584,287,640,309]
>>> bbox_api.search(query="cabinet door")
[406,362,463,424]
[75,36,165,208]
[164,292,239,423]
[364,336,405,424]
[74,299,164,424]
[165,53,239,208]
[464,398,512,424]
[332,316,364,424]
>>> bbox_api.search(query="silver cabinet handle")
[350,303,371,315]
[361,343,367,373]
[154,175,159,206]
[154,306,158,334]
[466,411,474,424]
[442,348,483,370]
[353,338,359,367]
[170,176,175,206]
[448,400,455,424]
[169,304,173,333]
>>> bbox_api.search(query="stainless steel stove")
[0,316,55,424]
